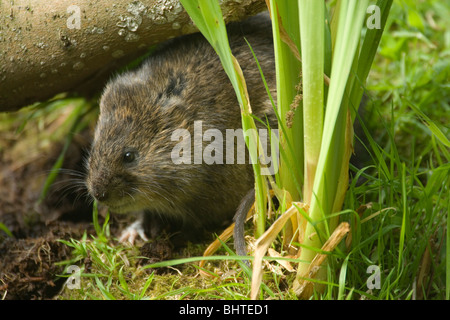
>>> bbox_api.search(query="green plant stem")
[269,0,303,202]
[295,0,369,297]
[299,0,324,204]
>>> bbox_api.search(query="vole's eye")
[123,151,136,163]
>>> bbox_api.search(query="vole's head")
[85,70,192,214]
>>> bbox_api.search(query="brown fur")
[86,13,276,244]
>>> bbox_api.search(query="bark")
[0,0,267,112]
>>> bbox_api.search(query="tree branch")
[0,0,267,111]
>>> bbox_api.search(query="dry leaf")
[294,222,350,299]
[251,202,308,300]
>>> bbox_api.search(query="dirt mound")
[0,221,90,299]
[0,109,94,299]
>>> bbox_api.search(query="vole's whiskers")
[136,179,175,207]
[123,190,136,202]
[42,168,91,207]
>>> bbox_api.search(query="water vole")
[85,13,276,249]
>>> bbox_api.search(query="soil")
[0,119,96,299]
[0,106,183,300]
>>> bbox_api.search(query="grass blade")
[268,0,304,202]
[299,0,325,204]
[295,0,370,297]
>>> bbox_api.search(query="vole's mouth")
[102,200,138,214]
[103,195,152,213]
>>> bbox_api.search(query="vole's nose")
[89,182,109,202]
[94,191,108,202]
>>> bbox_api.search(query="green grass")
[4,0,446,300]
[332,0,449,299]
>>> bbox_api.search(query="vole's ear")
[161,72,186,99]
[100,74,147,113]
[154,72,187,112]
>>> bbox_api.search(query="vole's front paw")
[119,220,149,244]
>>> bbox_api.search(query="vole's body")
[86,14,276,247]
